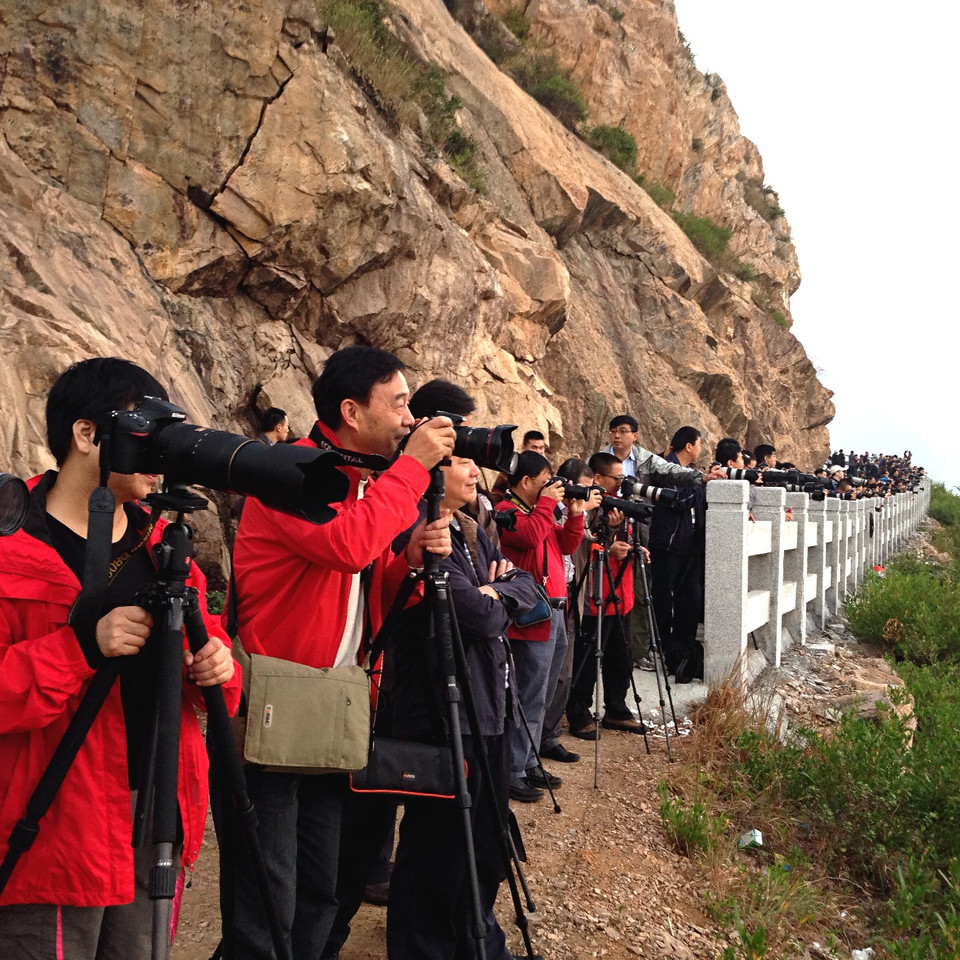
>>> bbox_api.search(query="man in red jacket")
[228,346,456,959]
[0,358,239,960]
[496,451,597,802]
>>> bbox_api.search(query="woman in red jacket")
[495,451,598,802]
[0,359,240,960]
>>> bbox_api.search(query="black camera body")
[550,478,603,501]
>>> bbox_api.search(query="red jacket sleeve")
[557,510,585,555]
[245,455,429,575]
[0,603,96,735]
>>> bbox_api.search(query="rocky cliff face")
[0,0,833,576]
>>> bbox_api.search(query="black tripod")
[632,540,679,761]
[0,484,290,960]
[416,466,541,960]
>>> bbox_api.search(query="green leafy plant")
[658,781,728,856]
[317,0,484,188]
[635,174,676,210]
[443,129,486,194]
[581,124,637,174]
[671,210,732,257]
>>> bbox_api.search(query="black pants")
[386,733,513,960]
[321,793,398,959]
[566,612,633,731]
[649,547,702,671]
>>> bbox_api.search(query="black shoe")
[509,777,544,802]
[540,742,580,763]
[674,657,703,684]
[525,767,562,789]
[362,879,390,906]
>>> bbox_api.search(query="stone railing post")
[808,498,829,631]
[783,491,808,648]
[752,486,786,666]
[704,480,750,685]
[836,500,852,603]
[850,497,863,589]
[824,498,842,616]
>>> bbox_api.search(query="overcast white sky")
[673,0,958,489]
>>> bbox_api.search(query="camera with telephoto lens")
[105,397,349,524]
[598,494,651,522]
[721,467,762,484]
[763,469,832,489]
[618,475,677,505]
[435,411,518,474]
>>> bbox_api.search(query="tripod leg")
[444,597,540,959]
[181,599,293,960]
[638,557,679,753]
[427,575,487,960]
[148,594,186,960]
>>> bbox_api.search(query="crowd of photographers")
[0,348,926,960]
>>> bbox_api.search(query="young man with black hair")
[259,407,289,445]
[228,345,456,959]
[490,430,548,500]
[496,451,598,801]
[0,358,240,959]
[755,443,777,469]
[649,426,713,684]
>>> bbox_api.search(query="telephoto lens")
[599,495,651,522]
[437,411,518,474]
[619,476,677,505]
[721,467,761,484]
[105,398,349,524]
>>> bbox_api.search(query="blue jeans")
[229,769,345,960]
[509,608,568,778]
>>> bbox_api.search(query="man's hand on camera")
[704,464,725,482]
[403,417,457,470]
[184,636,235,687]
[568,487,602,515]
[610,540,632,561]
[405,510,452,568]
[488,558,514,581]
[95,606,152,658]
[539,478,565,504]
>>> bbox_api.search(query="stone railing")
[703,482,931,685]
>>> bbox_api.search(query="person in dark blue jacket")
[649,426,710,683]
[387,454,541,960]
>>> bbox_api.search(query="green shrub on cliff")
[581,124,637,174]
[317,0,484,190]
[671,210,731,258]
